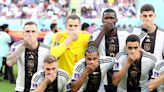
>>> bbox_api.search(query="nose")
[29,31,33,36]
[49,69,54,74]
[145,16,151,21]
[131,49,135,53]
[71,26,76,31]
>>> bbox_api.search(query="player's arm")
[89,30,105,48]
[31,79,49,92]
[112,57,134,85]
[72,61,98,92]
[149,72,164,91]
[6,42,25,66]
[71,69,90,92]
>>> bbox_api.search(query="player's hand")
[102,22,115,33]
[142,20,154,31]
[149,79,159,91]
[86,61,99,74]
[23,38,33,48]
[45,74,57,84]
[127,53,135,65]
[67,31,79,41]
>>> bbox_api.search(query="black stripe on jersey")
[33,74,42,82]
[143,52,157,63]
[58,71,69,81]
[155,62,164,71]
[12,40,23,46]
[138,31,146,39]
[99,58,113,64]
[75,62,85,72]
[115,52,127,60]
[40,42,50,49]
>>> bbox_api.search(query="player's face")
[126,41,141,59]
[23,24,38,44]
[66,19,81,32]
[44,62,58,76]
[102,12,117,25]
[85,52,99,65]
[140,11,156,23]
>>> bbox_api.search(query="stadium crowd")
[0,0,136,19]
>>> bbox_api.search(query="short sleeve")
[72,59,85,81]
[30,74,41,90]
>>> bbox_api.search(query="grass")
[0,65,17,92]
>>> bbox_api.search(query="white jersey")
[30,69,71,92]
[90,28,130,56]
[9,41,50,91]
[131,26,164,60]
[113,51,157,92]
[152,60,164,92]
[72,56,114,92]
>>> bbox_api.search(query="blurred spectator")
[0,0,137,19]
[88,23,97,34]
[81,22,90,32]
[43,20,60,47]
[0,24,15,83]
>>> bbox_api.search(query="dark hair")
[50,24,57,30]
[2,24,8,29]
[103,8,117,18]
[66,14,81,23]
[44,55,57,64]
[140,4,155,13]
[85,46,99,56]
[81,23,90,30]
[126,34,140,44]
[24,21,38,29]
[0,25,3,31]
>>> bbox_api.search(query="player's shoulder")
[32,70,44,82]
[39,42,50,50]
[58,69,70,81]
[12,40,23,46]
[154,60,164,71]
[157,26,164,32]
[142,51,157,63]
[53,31,66,38]
[91,28,101,34]
[99,56,114,64]
[115,51,128,60]
[80,31,90,37]
[74,58,86,72]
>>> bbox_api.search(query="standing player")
[7,21,50,92]
[131,4,164,60]
[50,14,90,78]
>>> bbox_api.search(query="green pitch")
[0,65,17,92]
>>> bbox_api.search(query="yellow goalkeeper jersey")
[50,31,90,77]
